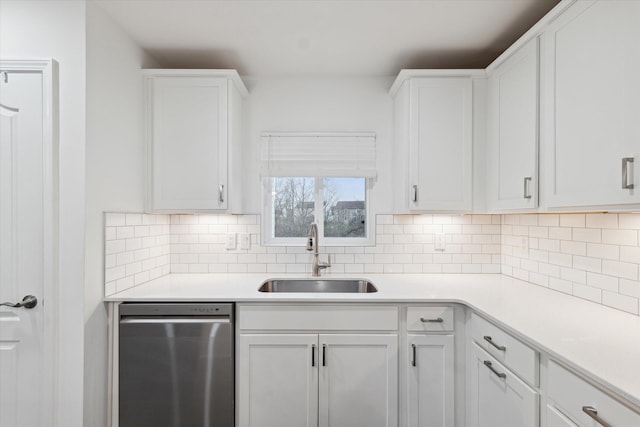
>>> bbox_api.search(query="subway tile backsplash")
[168,214,501,275]
[104,213,171,295]
[104,212,640,317]
[502,213,640,315]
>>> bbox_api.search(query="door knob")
[0,295,37,309]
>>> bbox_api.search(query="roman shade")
[260,132,377,178]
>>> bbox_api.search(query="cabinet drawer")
[547,404,578,427]
[548,360,640,427]
[238,305,398,331]
[470,312,538,386]
[406,306,454,332]
[469,342,539,427]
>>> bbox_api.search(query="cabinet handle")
[218,184,225,203]
[420,317,444,323]
[622,157,635,189]
[483,360,506,379]
[411,344,417,367]
[582,406,612,427]
[483,336,506,351]
[523,177,532,199]
[412,185,418,203]
[322,344,326,367]
[311,344,316,367]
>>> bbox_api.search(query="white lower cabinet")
[238,334,318,427]
[467,342,539,427]
[238,333,397,427]
[319,334,398,427]
[546,405,578,427]
[237,304,399,427]
[406,334,454,427]
[547,360,640,427]
[233,304,640,427]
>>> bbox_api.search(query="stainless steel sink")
[258,278,377,293]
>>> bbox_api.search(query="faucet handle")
[322,254,331,268]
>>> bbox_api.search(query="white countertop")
[106,273,640,409]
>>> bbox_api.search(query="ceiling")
[96,0,561,77]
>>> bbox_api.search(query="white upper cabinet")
[391,72,476,213]
[541,0,640,210]
[144,70,247,213]
[487,37,539,211]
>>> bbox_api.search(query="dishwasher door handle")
[120,317,231,324]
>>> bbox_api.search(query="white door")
[0,63,54,427]
[237,334,319,427]
[409,78,472,212]
[467,343,538,427]
[407,334,455,427]
[319,334,398,427]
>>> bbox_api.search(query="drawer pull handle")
[483,360,506,379]
[484,335,506,351]
[411,344,417,367]
[311,344,316,367]
[582,406,612,427]
[420,317,444,323]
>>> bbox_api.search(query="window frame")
[262,177,375,247]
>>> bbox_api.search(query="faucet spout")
[306,223,331,277]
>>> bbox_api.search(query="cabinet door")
[319,334,398,427]
[542,0,640,208]
[150,76,228,210]
[487,38,539,211]
[407,335,454,427]
[467,343,538,427]
[409,78,473,212]
[238,334,318,427]
[547,405,578,427]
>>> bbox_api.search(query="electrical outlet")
[435,233,446,251]
[519,236,529,255]
[226,232,237,250]
[240,233,251,250]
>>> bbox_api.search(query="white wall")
[242,76,395,214]
[85,3,159,425]
[0,1,86,425]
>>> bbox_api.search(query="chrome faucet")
[306,223,331,277]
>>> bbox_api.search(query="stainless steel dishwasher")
[119,303,234,427]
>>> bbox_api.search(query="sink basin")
[258,278,377,293]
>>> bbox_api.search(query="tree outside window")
[267,177,369,243]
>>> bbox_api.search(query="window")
[264,177,373,246]
[272,177,315,238]
[323,178,366,238]
[261,132,376,246]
